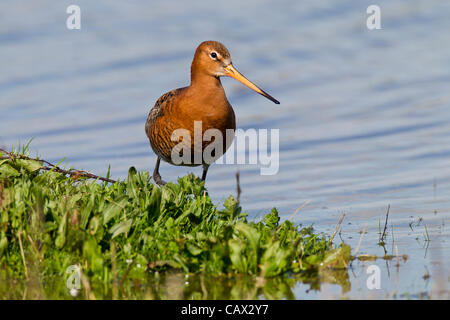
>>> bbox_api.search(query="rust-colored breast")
[146,87,236,166]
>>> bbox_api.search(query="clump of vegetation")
[0,146,350,298]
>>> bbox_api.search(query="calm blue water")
[1,0,449,299]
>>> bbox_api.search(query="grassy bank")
[0,147,351,299]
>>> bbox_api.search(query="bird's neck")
[190,71,226,100]
[191,70,221,87]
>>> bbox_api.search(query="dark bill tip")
[260,90,280,105]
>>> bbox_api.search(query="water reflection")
[0,269,352,300]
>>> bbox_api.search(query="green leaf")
[260,240,291,277]
[0,163,20,178]
[16,159,42,172]
[126,167,139,198]
[148,185,161,217]
[264,208,280,228]
[0,232,8,257]
[55,211,68,249]
[80,193,95,229]
[186,243,203,256]
[109,220,132,239]
[83,238,104,273]
[228,238,247,273]
[103,198,127,225]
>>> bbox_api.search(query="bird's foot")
[153,173,167,186]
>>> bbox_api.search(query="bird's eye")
[210,52,218,59]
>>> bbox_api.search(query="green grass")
[0,147,351,299]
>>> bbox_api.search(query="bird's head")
[191,40,280,104]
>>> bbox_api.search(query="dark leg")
[201,164,209,181]
[153,157,166,186]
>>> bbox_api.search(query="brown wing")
[145,88,186,162]
[146,89,179,134]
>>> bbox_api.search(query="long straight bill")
[224,65,280,104]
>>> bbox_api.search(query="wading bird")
[145,41,279,185]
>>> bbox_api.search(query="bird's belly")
[149,115,235,167]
